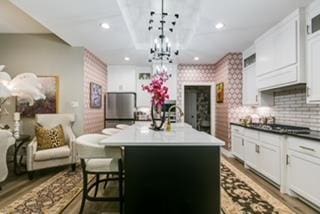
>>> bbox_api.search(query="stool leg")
[119,159,123,214]
[94,174,100,197]
[104,173,109,189]
[80,159,87,214]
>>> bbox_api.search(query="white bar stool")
[75,134,123,214]
[116,124,130,130]
[102,128,120,136]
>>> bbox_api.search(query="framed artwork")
[138,73,151,80]
[16,76,59,117]
[216,82,224,103]
[90,82,102,108]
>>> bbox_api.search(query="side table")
[14,135,31,175]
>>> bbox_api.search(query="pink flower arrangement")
[142,71,171,112]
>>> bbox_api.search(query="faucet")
[166,105,184,132]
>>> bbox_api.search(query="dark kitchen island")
[99,122,225,214]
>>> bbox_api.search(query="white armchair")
[26,114,76,179]
[0,130,15,189]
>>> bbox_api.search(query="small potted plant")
[142,71,171,130]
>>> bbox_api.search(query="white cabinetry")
[287,136,320,206]
[255,8,306,90]
[108,65,137,92]
[231,126,282,185]
[242,46,258,106]
[244,138,259,170]
[258,133,281,184]
[306,1,320,104]
[231,126,245,160]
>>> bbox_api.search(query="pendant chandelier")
[147,0,179,64]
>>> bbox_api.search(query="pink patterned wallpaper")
[83,49,107,133]
[214,55,230,148]
[177,64,215,108]
[177,53,249,150]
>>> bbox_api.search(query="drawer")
[231,125,244,135]
[244,129,259,140]
[288,136,320,158]
[260,132,282,147]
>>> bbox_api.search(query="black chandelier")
[147,0,179,64]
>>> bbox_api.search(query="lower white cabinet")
[231,125,320,208]
[232,134,245,160]
[287,137,320,206]
[258,143,281,184]
[231,125,282,185]
[244,138,259,170]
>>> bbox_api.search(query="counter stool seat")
[116,124,130,130]
[102,128,120,136]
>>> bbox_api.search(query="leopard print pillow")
[35,123,66,151]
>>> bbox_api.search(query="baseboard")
[221,147,233,158]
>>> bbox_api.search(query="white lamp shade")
[0,65,5,72]
[0,84,11,98]
[0,71,12,82]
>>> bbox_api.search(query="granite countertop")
[99,122,225,146]
[231,122,320,142]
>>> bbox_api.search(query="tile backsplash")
[272,87,320,131]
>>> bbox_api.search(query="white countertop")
[99,122,225,146]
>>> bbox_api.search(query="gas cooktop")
[250,124,311,134]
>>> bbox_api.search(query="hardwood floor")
[0,157,319,214]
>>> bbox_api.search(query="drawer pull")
[299,146,315,152]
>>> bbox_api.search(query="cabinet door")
[274,20,297,71]
[232,134,244,160]
[258,143,281,184]
[288,150,320,206]
[244,139,258,170]
[307,34,320,103]
[242,65,258,105]
[256,36,274,76]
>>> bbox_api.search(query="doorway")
[184,86,211,134]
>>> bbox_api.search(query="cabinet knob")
[307,25,311,35]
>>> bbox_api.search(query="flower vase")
[150,104,166,131]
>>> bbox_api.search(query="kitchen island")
[100,122,225,214]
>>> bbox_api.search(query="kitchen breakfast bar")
[99,122,225,214]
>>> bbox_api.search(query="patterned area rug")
[0,159,295,214]
[0,168,84,214]
[221,159,294,214]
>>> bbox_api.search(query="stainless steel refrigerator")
[105,92,136,128]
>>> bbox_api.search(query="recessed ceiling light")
[100,22,110,29]
[124,57,130,61]
[215,22,225,30]
[194,57,199,61]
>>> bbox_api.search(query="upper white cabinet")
[108,65,137,92]
[242,46,258,106]
[306,1,320,104]
[255,8,306,91]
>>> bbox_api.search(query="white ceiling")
[0,0,49,33]
[8,0,314,65]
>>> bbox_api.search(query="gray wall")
[0,34,85,136]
